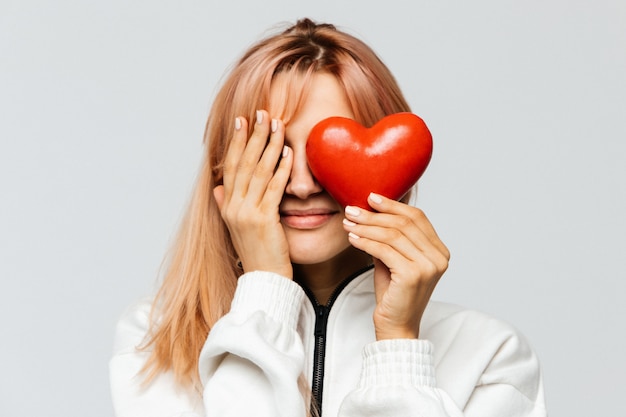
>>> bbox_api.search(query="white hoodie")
[110,267,547,417]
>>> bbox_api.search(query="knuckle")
[433,259,448,275]
[421,261,438,277]
[437,254,450,272]
[223,208,237,224]
[442,245,451,261]
[238,158,257,172]
[253,163,272,178]
[386,228,403,241]
[409,207,426,222]
[223,159,237,174]
[266,179,284,194]
[396,215,413,229]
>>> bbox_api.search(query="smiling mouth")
[280,209,338,229]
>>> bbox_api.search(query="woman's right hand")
[213,110,294,279]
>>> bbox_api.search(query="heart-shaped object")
[306,112,432,209]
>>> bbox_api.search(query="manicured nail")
[369,192,383,204]
[256,110,263,124]
[234,117,242,131]
[282,145,289,157]
[343,218,356,227]
[345,206,360,216]
[271,119,278,133]
[348,232,360,239]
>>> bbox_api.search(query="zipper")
[311,304,328,414]
[300,264,374,417]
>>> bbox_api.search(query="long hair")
[141,18,412,391]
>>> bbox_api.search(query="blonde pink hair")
[141,18,412,390]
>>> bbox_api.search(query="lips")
[280,208,338,229]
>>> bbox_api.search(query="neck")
[293,247,372,305]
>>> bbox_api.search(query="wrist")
[241,261,293,280]
[375,327,420,341]
[374,317,420,340]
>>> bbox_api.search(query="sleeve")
[339,335,546,417]
[338,339,463,417]
[109,298,204,417]
[198,271,308,417]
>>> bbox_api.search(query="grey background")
[1,0,624,415]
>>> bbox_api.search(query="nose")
[284,146,323,199]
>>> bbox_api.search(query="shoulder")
[112,297,155,355]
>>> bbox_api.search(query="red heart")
[306,112,432,209]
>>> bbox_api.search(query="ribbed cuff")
[359,339,436,388]
[231,271,304,330]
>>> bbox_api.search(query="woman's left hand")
[342,193,450,340]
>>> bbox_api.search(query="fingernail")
[282,145,289,157]
[343,218,356,227]
[271,119,278,132]
[369,193,383,204]
[348,232,360,239]
[345,206,360,216]
[256,110,263,124]
[234,117,242,131]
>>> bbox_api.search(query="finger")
[247,118,288,203]
[344,203,449,273]
[345,223,449,283]
[358,194,450,258]
[232,110,272,198]
[372,258,390,305]
[343,218,423,261]
[344,204,435,256]
[262,144,292,209]
[346,231,413,274]
[350,230,444,297]
[222,116,249,200]
[368,193,449,257]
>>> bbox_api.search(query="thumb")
[372,258,391,305]
[213,185,225,210]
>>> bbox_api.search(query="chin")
[286,235,351,265]
[288,245,346,265]
[290,252,333,265]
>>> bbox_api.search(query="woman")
[110,18,546,417]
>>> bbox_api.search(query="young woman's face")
[272,72,357,265]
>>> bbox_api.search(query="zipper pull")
[314,305,329,337]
